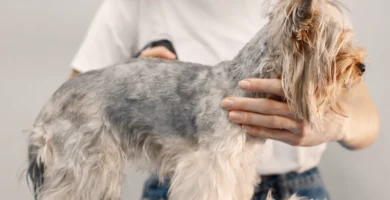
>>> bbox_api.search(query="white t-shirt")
[70,0,327,175]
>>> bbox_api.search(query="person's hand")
[221,78,348,146]
[140,46,177,60]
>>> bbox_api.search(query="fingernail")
[221,99,234,109]
[238,80,251,89]
[242,125,252,132]
[168,53,176,59]
[229,112,243,122]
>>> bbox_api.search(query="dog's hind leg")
[168,133,262,200]
[28,120,126,200]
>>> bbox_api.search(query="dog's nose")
[357,63,366,73]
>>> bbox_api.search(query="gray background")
[1,0,388,199]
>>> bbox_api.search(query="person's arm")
[221,79,380,150]
[69,46,176,79]
[69,0,140,74]
[68,0,177,79]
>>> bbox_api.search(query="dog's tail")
[26,125,51,200]
[27,146,45,200]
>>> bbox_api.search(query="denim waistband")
[262,167,320,181]
[256,167,327,199]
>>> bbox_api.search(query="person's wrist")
[318,109,350,144]
[335,117,355,149]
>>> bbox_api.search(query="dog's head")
[267,0,366,128]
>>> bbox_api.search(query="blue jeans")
[141,167,330,200]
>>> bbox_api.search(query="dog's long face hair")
[263,0,366,127]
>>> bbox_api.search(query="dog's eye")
[357,62,366,74]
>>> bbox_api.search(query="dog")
[26,0,366,199]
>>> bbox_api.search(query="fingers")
[140,46,177,60]
[238,79,285,97]
[68,69,80,80]
[228,111,303,134]
[241,125,304,146]
[221,97,295,119]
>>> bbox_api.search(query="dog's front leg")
[168,135,262,200]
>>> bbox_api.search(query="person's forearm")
[338,81,380,150]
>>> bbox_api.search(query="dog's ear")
[268,0,322,125]
[289,0,317,43]
[287,0,322,125]
[268,0,318,46]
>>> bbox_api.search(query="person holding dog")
[69,0,380,199]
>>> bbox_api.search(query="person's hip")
[141,167,330,200]
[253,167,330,200]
